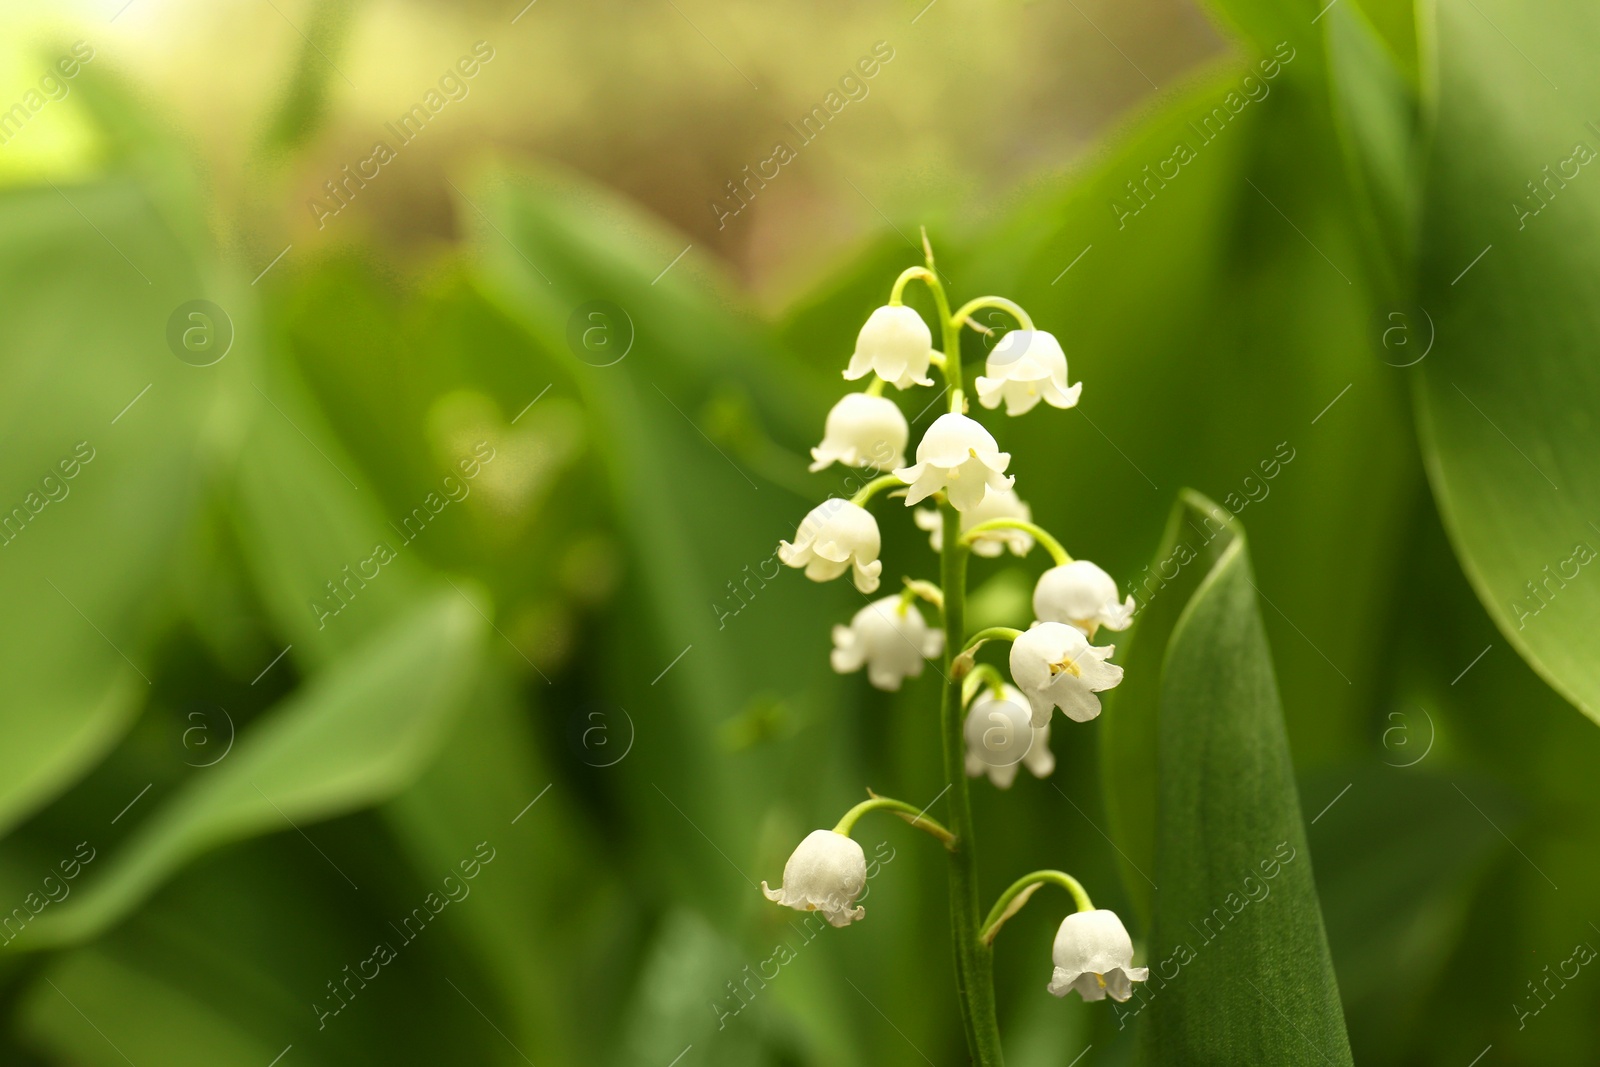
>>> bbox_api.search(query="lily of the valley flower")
[1010,622,1123,726]
[1047,909,1149,1002]
[810,392,909,472]
[1033,560,1135,637]
[975,330,1082,416]
[844,305,936,390]
[778,500,883,593]
[964,683,1055,789]
[762,829,868,927]
[832,596,944,691]
[894,412,1014,512]
[914,484,1034,558]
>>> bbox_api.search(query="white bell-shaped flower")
[975,330,1082,416]
[1033,560,1135,637]
[963,683,1055,788]
[894,413,1013,513]
[778,500,883,593]
[1010,622,1123,726]
[1047,909,1149,1002]
[762,829,868,927]
[843,305,936,390]
[831,596,944,691]
[914,484,1033,558]
[810,392,909,473]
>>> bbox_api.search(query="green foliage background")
[0,0,1597,1062]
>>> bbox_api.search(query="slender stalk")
[939,503,1002,1062]
[832,794,956,847]
[961,518,1071,566]
[951,296,1035,332]
[979,870,1094,945]
[849,473,905,508]
[927,253,1003,1062]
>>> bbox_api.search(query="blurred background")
[1,0,1597,1063]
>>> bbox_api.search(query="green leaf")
[16,589,483,949]
[1135,532,1352,1063]
[0,178,228,838]
[1412,0,1600,723]
[1100,490,1239,925]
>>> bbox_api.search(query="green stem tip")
[833,793,956,849]
[961,518,1070,566]
[979,870,1095,945]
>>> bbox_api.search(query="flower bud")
[831,596,943,691]
[974,330,1081,416]
[1033,560,1134,637]
[810,392,909,472]
[844,305,936,390]
[778,499,883,593]
[1047,909,1148,1002]
[761,829,868,927]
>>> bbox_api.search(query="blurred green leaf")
[17,589,483,949]
[0,178,229,838]
[1139,533,1352,1064]
[1412,0,1600,724]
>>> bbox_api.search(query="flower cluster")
[763,255,1149,1043]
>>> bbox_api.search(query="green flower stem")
[866,377,887,397]
[849,474,905,508]
[961,626,1025,656]
[951,295,1035,332]
[832,794,955,848]
[961,518,1072,565]
[979,870,1095,945]
[939,503,1005,1065]
[961,663,1008,706]
[889,265,937,305]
